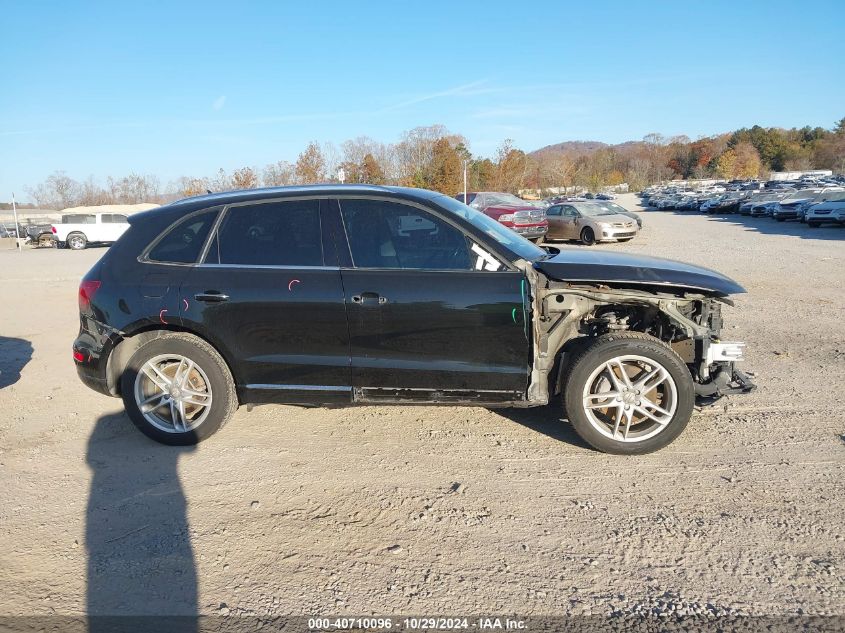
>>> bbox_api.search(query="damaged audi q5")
[72,185,755,454]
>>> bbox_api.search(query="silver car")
[545,201,639,245]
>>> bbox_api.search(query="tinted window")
[562,206,578,217]
[63,214,96,224]
[340,199,471,270]
[213,200,322,267]
[547,205,562,216]
[148,209,218,264]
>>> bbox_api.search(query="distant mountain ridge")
[530,139,643,157]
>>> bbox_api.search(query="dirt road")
[1,195,843,618]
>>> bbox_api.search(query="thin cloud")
[378,79,492,113]
[212,95,227,111]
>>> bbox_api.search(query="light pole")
[12,192,21,252]
[462,159,468,203]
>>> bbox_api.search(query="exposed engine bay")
[517,262,756,406]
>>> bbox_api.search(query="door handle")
[194,291,230,303]
[351,292,387,305]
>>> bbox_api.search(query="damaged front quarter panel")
[512,259,755,406]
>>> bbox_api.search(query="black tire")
[120,333,237,445]
[67,232,88,250]
[580,227,596,245]
[561,332,695,455]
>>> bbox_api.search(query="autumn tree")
[428,138,463,194]
[231,167,258,190]
[295,142,327,184]
[360,153,385,184]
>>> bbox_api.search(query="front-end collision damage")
[512,260,756,407]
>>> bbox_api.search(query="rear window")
[147,209,218,264]
[210,200,323,267]
[101,214,129,224]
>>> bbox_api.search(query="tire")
[580,227,596,245]
[561,332,695,455]
[120,333,237,445]
[67,232,88,250]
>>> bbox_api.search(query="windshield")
[577,203,618,217]
[484,192,532,207]
[594,202,630,215]
[783,189,821,203]
[434,195,545,261]
[820,191,845,201]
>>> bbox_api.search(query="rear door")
[545,204,563,238]
[560,205,580,239]
[333,196,530,402]
[178,197,351,404]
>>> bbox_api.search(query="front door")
[333,197,530,402]
[179,197,351,404]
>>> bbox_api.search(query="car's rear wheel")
[562,332,694,454]
[580,227,596,245]
[121,333,237,445]
[67,233,88,250]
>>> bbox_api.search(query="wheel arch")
[105,325,240,401]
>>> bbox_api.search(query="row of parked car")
[641,176,845,227]
[455,191,640,245]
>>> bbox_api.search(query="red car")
[455,192,548,243]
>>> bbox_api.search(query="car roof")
[130,184,446,224]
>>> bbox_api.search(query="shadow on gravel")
[86,412,197,632]
[496,405,595,451]
[0,336,33,389]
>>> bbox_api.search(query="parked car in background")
[24,222,56,247]
[454,192,547,243]
[805,193,845,227]
[545,201,639,245]
[591,200,643,228]
[777,188,844,222]
[52,212,130,250]
[72,184,754,454]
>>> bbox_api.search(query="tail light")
[51,226,57,234]
[73,349,87,363]
[79,280,101,311]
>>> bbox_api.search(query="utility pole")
[12,192,21,252]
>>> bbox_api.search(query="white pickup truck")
[52,212,130,250]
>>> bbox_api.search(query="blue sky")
[2,0,843,198]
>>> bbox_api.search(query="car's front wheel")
[580,227,596,245]
[562,332,694,454]
[121,333,237,445]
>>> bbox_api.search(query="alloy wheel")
[581,354,678,443]
[133,354,213,433]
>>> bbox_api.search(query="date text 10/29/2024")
[308,617,526,630]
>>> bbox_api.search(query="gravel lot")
[1,194,843,619]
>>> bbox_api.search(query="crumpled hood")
[534,248,746,296]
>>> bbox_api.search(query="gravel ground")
[0,194,843,619]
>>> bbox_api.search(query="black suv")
[74,185,755,454]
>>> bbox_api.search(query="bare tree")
[263,161,295,187]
